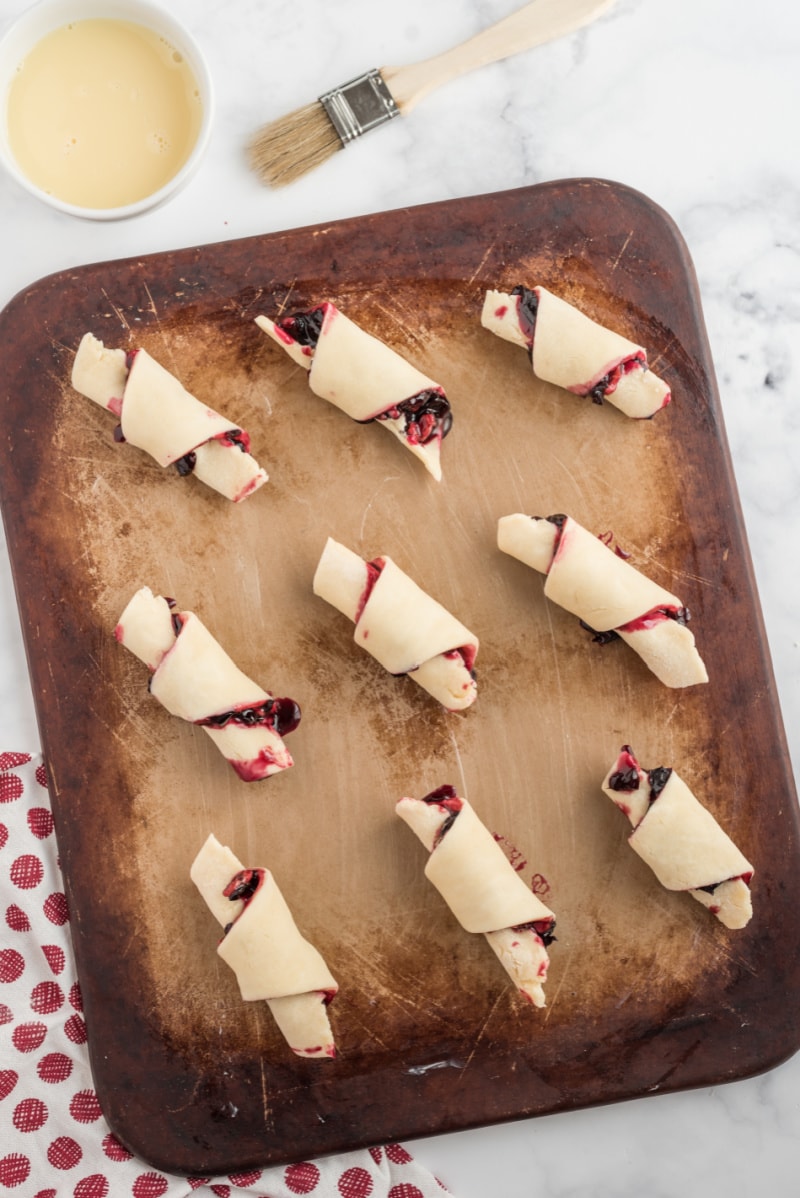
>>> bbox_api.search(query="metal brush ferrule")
[319,69,399,145]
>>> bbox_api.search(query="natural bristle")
[247,101,344,188]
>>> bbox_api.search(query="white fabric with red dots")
[0,751,453,1198]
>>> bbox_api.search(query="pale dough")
[256,302,451,480]
[116,587,298,780]
[396,790,555,1006]
[602,746,753,929]
[313,537,478,711]
[497,513,708,688]
[72,332,268,501]
[481,285,671,419]
[191,833,337,1058]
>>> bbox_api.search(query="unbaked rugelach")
[396,786,556,1006]
[115,587,300,781]
[191,833,338,1058]
[256,302,452,480]
[71,332,268,501]
[481,284,671,418]
[313,537,478,710]
[497,513,708,688]
[602,745,753,929]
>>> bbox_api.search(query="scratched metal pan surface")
[0,180,798,1175]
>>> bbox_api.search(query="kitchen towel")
[0,751,452,1198]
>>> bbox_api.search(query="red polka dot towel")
[0,752,453,1198]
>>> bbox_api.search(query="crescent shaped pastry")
[396,786,556,1006]
[313,537,478,711]
[497,513,708,688]
[115,587,300,781]
[602,746,754,929]
[72,332,268,501]
[255,302,452,480]
[481,285,671,418]
[191,833,338,1058]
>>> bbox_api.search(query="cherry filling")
[510,284,539,346]
[196,696,301,737]
[370,388,453,446]
[696,868,754,896]
[357,559,474,679]
[618,605,690,633]
[582,604,691,644]
[275,306,326,347]
[154,606,301,736]
[546,513,567,539]
[607,747,672,804]
[222,867,264,934]
[586,353,646,405]
[442,645,478,678]
[422,783,464,845]
[512,917,557,948]
[174,428,251,477]
[355,557,386,624]
[276,306,452,445]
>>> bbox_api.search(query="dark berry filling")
[276,306,452,446]
[370,388,453,446]
[607,746,640,793]
[159,607,300,737]
[535,513,567,570]
[587,353,646,405]
[647,766,672,800]
[513,917,557,948]
[224,867,263,903]
[175,451,196,475]
[422,784,462,811]
[582,604,691,643]
[422,784,463,845]
[196,696,301,737]
[697,868,753,895]
[222,867,264,934]
[510,284,539,346]
[276,306,326,347]
[608,747,671,804]
[580,622,620,644]
[174,428,251,477]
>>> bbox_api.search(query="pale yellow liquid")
[7,19,203,209]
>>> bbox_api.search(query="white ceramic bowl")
[0,0,214,220]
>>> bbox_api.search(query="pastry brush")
[248,0,616,188]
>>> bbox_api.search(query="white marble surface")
[1,0,798,1194]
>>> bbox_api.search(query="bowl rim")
[0,0,215,220]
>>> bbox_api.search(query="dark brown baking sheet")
[1,179,798,1175]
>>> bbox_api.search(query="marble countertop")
[1,0,798,1194]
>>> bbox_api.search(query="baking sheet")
[1,179,798,1175]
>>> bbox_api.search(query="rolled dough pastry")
[255,302,452,480]
[497,513,708,688]
[602,746,753,929]
[115,586,300,780]
[396,786,556,1006]
[191,833,337,1058]
[71,332,268,501]
[481,285,671,418]
[313,537,478,711]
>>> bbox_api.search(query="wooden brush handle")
[382,0,616,113]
